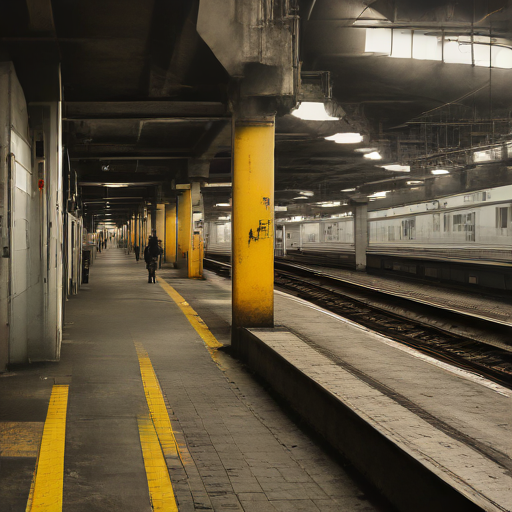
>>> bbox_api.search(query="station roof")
[3,0,512,226]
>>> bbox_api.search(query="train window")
[324,223,339,242]
[433,213,440,232]
[496,207,508,229]
[388,226,395,241]
[401,218,416,240]
[303,223,319,242]
[453,213,475,241]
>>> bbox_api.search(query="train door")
[465,212,475,241]
[275,224,284,257]
[401,218,416,240]
[285,224,300,251]
[453,212,475,241]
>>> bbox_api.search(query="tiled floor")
[0,249,391,512]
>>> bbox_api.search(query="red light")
[38,179,44,190]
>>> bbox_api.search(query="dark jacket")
[144,237,160,264]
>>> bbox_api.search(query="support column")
[188,182,203,279]
[165,203,177,265]
[177,189,191,276]
[354,201,368,271]
[156,202,165,244]
[232,115,275,346]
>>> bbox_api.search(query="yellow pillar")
[165,204,177,264]
[188,233,203,278]
[232,117,275,338]
[156,202,165,249]
[177,189,191,272]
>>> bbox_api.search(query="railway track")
[204,258,512,389]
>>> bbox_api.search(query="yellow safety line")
[157,276,222,349]
[138,415,178,512]
[25,457,38,512]
[29,385,69,512]
[134,342,180,461]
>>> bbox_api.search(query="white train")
[205,184,512,291]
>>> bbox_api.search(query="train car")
[204,184,512,291]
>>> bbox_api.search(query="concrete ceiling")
[3,0,512,226]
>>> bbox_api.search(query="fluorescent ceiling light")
[217,216,230,220]
[368,190,389,198]
[406,180,423,185]
[204,182,232,187]
[364,151,382,160]
[293,196,309,200]
[325,133,363,144]
[355,147,378,153]
[214,203,231,207]
[317,201,341,207]
[275,206,288,212]
[299,191,314,197]
[291,102,340,121]
[381,164,410,172]
[104,183,129,188]
[431,169,449,175]
[341,188,356,192]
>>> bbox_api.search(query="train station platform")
[1,248,510,512]
[0,248,390,512]
[170,270,512,511]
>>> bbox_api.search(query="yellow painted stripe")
[157,277,223,349]
[134,342,180,460]
[29,385,69,512]
[138,415,178,512]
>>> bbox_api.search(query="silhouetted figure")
[144,236,160,283]
[134,245,140,262]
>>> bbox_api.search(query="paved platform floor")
[164,264,512,510]
[0,249,392,512]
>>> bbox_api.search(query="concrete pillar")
[177,189,191,275]
[165,203,177,265]
[354,202,368,271]
[232,115,275,346]
[156,203,165,246]
[189,182,203,279]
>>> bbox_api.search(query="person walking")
[144,235,160,283]
[134,245,140,262]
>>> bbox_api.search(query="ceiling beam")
[64,101,228,119]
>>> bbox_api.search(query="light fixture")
[204,182,232,187]
[381,164,410,172]
[103,183,129,188]
[406,180,424,185]
[275,206,288,212]
[364,151,382,160]
[299,191,314,197]
[316,201,341,207]
[341,188,356,192]
[291,102,340,121]
[431,169,449,175]
[214,203,231,207]
[367,191,389,198]
[325,133,363,144]
[355,147,378,153]
[293,196,309,200]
